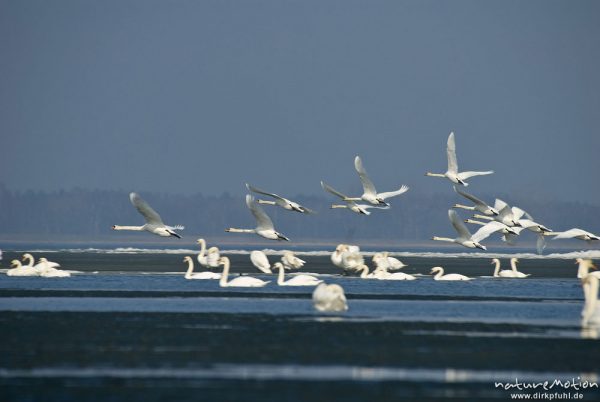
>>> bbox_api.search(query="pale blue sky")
[1,0,599,203]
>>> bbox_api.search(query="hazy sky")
[1,0,599,202]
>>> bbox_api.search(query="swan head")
[273,262,285,270]
[39,258,48,263]
[111,225,117,230]
[576,258,597,269]
[430,266,443,274]
[474,243,487,251]
[196,238,205,244]
[491,258,500,265]
[10,259,20,267]
[183,256,193,263]
[511,257,519,263]
[22,253,33,261]
[490,208,500,216]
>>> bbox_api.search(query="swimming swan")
[432,210,487,250]
[426,132,493,186]
[281,251,306,270]
[343,156,409,206]
[250,250,272,273]
[509,258,529,278]
[7,260,39,276]
[246,183,315,214]
[312,283,348,312]
[275,262,322,286]
[196,238,221,268]
[219,257,269,288]
[430,266,471,281]
[112,192,184,238]
[226,195,290,241]
[183,256,220,280]
[38,258,71,278]
[491,258,524,278]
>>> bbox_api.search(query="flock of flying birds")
[111,132,598,253]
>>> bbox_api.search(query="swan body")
[576,258,600,279]
[453,186,498,215]
[432,210,487,250]
[431,266,471,281]
[196,239,221,268]
[372,252,407,271]
[250,250,272,273]
[321,181,389,215]
[7,260,39,276]
[21,253,47,274]
[346,156,409,206]
[426,132,493,186]
[553,228,600,242]
[491,258,523,278]
[331,244,364,273]
[112,192,183,238]
[509,258,529,278]
[581,275,600,326]
[246,183,315,214]
[183,256,220,280]
[312,283,348,312]
[37,258,71,277]
[275,262,322,286]
[281,251,306,270]
[226,195,290,241]
[219,257,269,288]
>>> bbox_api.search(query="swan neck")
[510,259,518,271]
[360,265,369,278]
[493,260,500,277]
[434,268,443,279]
[258,200,276,205]
[198,239,206,258]
[219,258,230,286]
[331,205,348,209]
[23,255,34,266]
[185,259,194,278]
[277,264,285,285]
[583,277,599,324]
[227,228,254,233]
[577,261,589,279]
[426,172,445,177]
[454,204,474,210]
[113,225,144,231]
[433,236,454,243]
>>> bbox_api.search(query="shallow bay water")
[1,249,599,401]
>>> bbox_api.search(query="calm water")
[1,249,599,401]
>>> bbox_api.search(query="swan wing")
[354,156,377,196]
[494,199,508,212]
[553,228,589,240]
[246,194,275,231]
[536,234,546,255]
[246,183,286,202]
[250,250,271,273]
[457,171,494,180]
[321,181,348,200]
[454,186,487,209]
[511,207,528,221]
[378,185,409,200]
[472,221,505,243]
[446,132,458,174]
[449,209,472,239]
[130,193,164,225]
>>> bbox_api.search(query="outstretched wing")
[553,228,588,240]
[449,209,471,239]
[446,132,458,173]
[321,181,348,200]
[472,221,506,243]
[246,194,274,231]
[130,193,164,225]
[378,185,409,200]
[354,156,377,196]
[454,186,487,209]
[494,199,508,211]
[246,183,286,202]
[457,171,494,180]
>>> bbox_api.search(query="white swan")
[342,156,409,206]
[321,181,389,215]
[218,257,269,288]
[7,260,39,276]
[281,251,306,270]
[465,219,521,244]
[430,266,471,281]
[368,259,416,280]
[246,183,315,214]
[183,256,220,280]
[226,195,290,241]
[581,275,600,326]
[453,186,499,216]
[552,228,600,242]
[331,244,364,273]
[112,192,184,238]
[196,238,221,268]
[576,258,600,279]
[509,258,529,278]
[21,253,46,274]
[250,250,272,273]
[426,132,493,186]
[275,262,322,286]
[432,210,487,250]
[491,258,523,278]
[372,252,407,271]
[38,258,71,278]
[312,283,348,312]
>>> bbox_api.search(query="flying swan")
[321,181,389,215]
[246,183,315,214]
[426,132,493,186]
[432,210,487,250]
[452,186,498,216]
[226,195,290,241]
[343,156,409,206]
[112,192,184,238]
